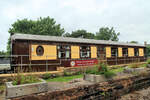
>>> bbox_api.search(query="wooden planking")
[139,48,144,56]
[71,46,80,59]
[91,46,97,58]
[106,47,111,58]
[31,45,57,60]
[118,47,122,57]
[128,48,134,57]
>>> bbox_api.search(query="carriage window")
[123,48,128,57]
[36,45,44,56]
[80,46,90,58]
[97,46,106,58]
[134,48,139,56]
[111,47,118,57]
[57,45,70,59]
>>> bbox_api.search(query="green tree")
[7,16,65,54]
[95,27,120,41]
[130,41,138,44]
[146,46,150,57]
[64,29,95,39]
[0,50,6,55]
[63,32,71,37]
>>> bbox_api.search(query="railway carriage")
[11,33,146,72]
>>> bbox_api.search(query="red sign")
[70,59,98,67]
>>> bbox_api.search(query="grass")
[140,63,148,68]
[128,63,148,68]
[45,74,83,82]
[0,85,5,91]
[147,59,150,64]
[110,67,124,73]
[102,67,124,78]
[0,84,5,95]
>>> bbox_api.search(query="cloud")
[0,0,150,51]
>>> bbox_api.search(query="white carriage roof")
[11,33,145,47]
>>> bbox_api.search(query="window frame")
[57,45,71,59]
[80,45,91,59]
[134,48,139,56]
[111,47,118,57]
[122,48,128,57]
[36,45,44,56]
[97,46,106,59]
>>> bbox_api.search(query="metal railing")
[0,53,147,72]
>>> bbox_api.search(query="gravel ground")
[47,78,94,92]
[0,89,5,100]
[118,87,150,100]
[0,78,93,100]
[1,67,149,100]
[48,77,150,100]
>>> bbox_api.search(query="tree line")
[8,16,120,41]
[1,16,147,55]
[6,16,120,55]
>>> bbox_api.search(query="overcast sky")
[0,0,150,51]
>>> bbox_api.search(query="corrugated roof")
[11,33,145,47]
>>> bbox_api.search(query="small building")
[11,33,146,72]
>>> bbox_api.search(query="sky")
[0,0,150,51]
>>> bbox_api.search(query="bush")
[42,73,51,79]
[63,71,72,76]
[85,63,116,78]
[104,71,116,78]
[85,66,99,74]
[85,63,108,75]
[147,59,150,64]
[141,63,148,68]
[75,71,82,75]
[98,63,108,74]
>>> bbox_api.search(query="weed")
[42,73,51,79]
[63,71,72,76]
[100,92,105,96]
[11,67,41,85]
[98,63,108,74]
[75,71,82,75]
[104,71,116,78]
[147,59,150,64]
[0,84,5,94]
[129,63,139,68]
[12,75,41,85]
[141,63,148,68]
[85,63,116,78]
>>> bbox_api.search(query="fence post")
[21,56,22,72]
[116,56,117,65]
[46,56,48,72]
[106,56,108,65]
[29,59,31,72]
[123,56,125,64]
